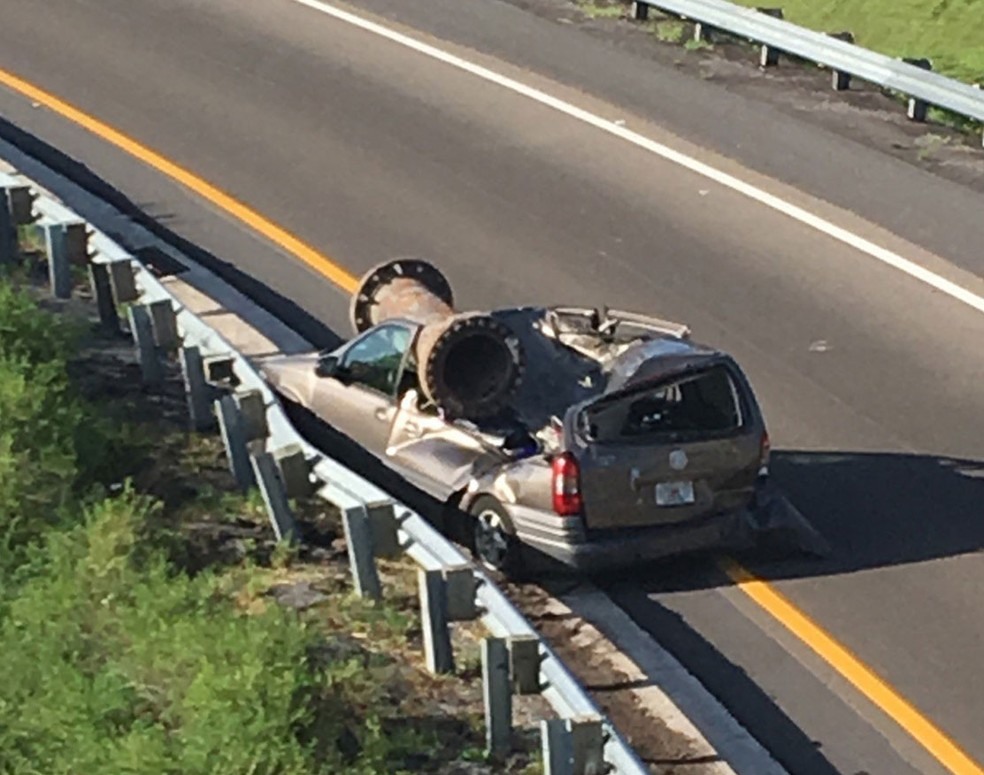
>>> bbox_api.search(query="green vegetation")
[575,0,627,19]
[0,270,539,774]
[653,20,685,43]
[730,0,984,84]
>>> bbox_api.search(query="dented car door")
[385,390,506,501]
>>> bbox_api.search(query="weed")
[654,20,685,43]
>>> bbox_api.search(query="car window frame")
[337,322,416,400]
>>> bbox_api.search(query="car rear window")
[579,365,744,443]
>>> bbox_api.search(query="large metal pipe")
[350,259,525,420]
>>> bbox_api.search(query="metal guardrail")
[631,0,984,143]
[1,168,651,775]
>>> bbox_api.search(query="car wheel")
[469,496,522,576]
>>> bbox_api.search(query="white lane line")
[291,0,984,316]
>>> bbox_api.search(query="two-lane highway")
[2,1,983,772]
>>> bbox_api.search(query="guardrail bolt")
[540,718,574,775]
[127,304,164,386]
[179,346,216,431]
[250,449,299,544]
[482,637,513,760]
[630,1,649,21]
[507,635,542,695]
[419,568,454,675]
[902,58,933,121]
[341,503,383,600]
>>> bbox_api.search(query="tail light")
[551,452,582,516]
[759,429,771,476]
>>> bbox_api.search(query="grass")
[730,0,984,84]
[575,0,626,18]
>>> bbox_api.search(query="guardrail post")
[88,262,120,332]
[630,1,649,21]
[127,304,163,386]
[179,346,215,431]
[148,299,180,353]
[215,393,256,490]
[419,568,454,674]
[272,443,313,499]
[0,187,17,265]
[569,715,606,775]
[108,259,140,306]
[42,222,73,299]
[903,58,933,121]
[756,8,783,67]
[508,635,542,694]
[693,22,715,43]
[250,449,298,543]
[341,503,382,600]
[234,389,269,442]
[541,719,574,775]
[482,636,512,759]
[443,565,478,621]
[367,502,400,558]
[826,32,855,90]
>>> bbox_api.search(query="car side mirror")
[315,356,340,378]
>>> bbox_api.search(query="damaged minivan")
[259,259,825,575]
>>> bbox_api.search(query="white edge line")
[292,0,984,317]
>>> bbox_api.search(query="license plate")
[655,481,695,506]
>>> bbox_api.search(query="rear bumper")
[507,481,826,573]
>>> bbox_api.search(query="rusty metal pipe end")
[416,313,525,420]
[350,257,454,333]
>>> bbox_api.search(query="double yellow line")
[0,65,979,775]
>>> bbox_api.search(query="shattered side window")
[582,366,743,443]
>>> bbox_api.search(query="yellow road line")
[721,558,983,775]
[1,63,980,775]
[0,66,359,294]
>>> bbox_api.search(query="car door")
[309,323,414,454]
[385,389,506,501]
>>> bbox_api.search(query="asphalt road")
[2,1,984,772]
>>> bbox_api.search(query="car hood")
[256,352,321,405]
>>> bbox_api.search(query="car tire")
[469,496,523,577]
